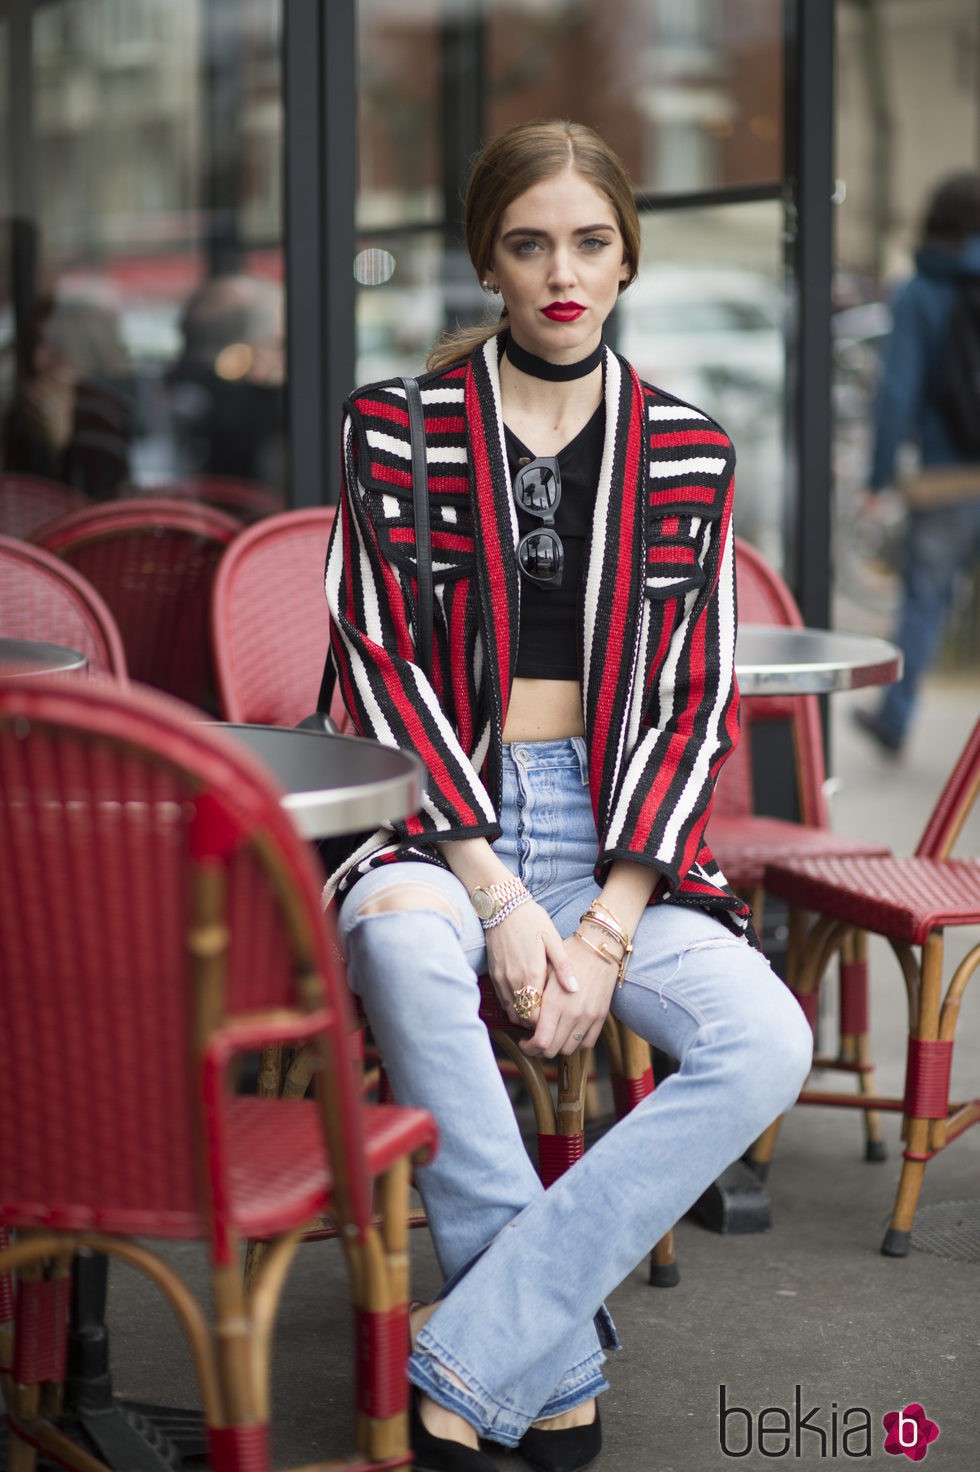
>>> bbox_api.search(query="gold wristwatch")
[470,877,527,925]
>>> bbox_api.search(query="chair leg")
[349,1157,413,1464]
[648,1231,679,1289]
[552,1051,587,1186]
[746,1117,782,1181]
[603,1019,679,1287]
[211,1261,258,1427]
[882,934,946,1257]
[838,930,886,1161]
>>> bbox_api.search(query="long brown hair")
[427,119,641,371]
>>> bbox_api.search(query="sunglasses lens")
[519,530,563,584]
[516,464,560,513]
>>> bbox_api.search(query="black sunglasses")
[513,457,563,589]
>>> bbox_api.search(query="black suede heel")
[409,1388,497,1472]
[518,1403,602,1472]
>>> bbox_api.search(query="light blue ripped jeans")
[339,739,812,1448]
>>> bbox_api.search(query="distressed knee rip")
[665,936,747,984]
[352,880,462,926]
[639,936,750,1008]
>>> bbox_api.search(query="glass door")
[1,0,286,517]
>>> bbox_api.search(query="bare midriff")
[502,677,585,743]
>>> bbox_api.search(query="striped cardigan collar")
[463,337,648,791]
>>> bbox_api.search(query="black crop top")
[505,402,605,680]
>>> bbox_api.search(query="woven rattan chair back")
[0,535,128,677]
[211,506,344,727]
[0,473,87,540]
[915,717,980,859]
[33,496,239,708]
[713,538,828,827]
[0,676,436,1470]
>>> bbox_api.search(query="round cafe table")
[0,636,88,678]
[735,625,903,696]
[217,723,424,840]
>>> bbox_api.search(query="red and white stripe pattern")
[325,338,750,933]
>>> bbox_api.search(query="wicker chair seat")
[3,1098,434,1244]
[766,854,980,946]
[711,816,889,888]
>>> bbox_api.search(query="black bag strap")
[401,374,433,678]
[316,374,433,719]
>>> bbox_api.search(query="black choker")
[504,333,603,382]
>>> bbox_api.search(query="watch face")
[472,887,496,921]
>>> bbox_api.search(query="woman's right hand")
[485,900,578,1026]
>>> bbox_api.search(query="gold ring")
[512,986,543,1022]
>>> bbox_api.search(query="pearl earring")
[482,279,499,294]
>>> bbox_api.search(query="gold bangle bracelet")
[577,929,632,988]
[573,929,622,970]
[580,912,629,951]
[580,902,631,950]
[590,899,631,940]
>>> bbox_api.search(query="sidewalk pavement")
[92,674,979,1472]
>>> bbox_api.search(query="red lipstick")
[541,302,586,322]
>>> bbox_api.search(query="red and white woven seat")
[765,854,980,944]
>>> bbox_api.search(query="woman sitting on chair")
[324,119,812,1472]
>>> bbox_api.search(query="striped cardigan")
[325,335,751,934]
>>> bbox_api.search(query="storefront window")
[355,0,787,557]
[833,0,980,651]
[1,0,285,524]
[485,0,782,196]
[619,198,785,565]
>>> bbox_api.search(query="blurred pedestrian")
[855,171,980,756]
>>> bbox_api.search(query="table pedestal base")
[62,1254,206,1471]
[689,1160,773,1235]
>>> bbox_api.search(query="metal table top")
[734,625,903,696]
[217,723,424,840]
[0,637,89,678]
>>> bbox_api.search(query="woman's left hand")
[519,932,619,1058]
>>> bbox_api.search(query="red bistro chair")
[211,507,347,729]
[33,497,239,709]
[0,535,128,678]
[0,473,87,541]
[709,538,893,1159]
[0,676,437,1471]
[762,717,980,1255]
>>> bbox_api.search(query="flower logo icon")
[883,1403,940,1461]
